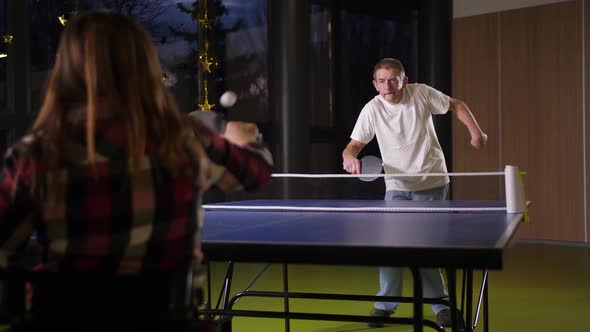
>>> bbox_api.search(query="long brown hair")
[33,10,195,172]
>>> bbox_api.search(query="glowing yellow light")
[198,54,214,73]
[199,15,211,29]
[198,80,215,111]
[2,34,13,45]
[58,15,68,26]
[197,100,215,111]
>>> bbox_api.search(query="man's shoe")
[368,309,393,328]
[436,308,464,328]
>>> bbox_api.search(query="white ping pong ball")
[220,90,238,108]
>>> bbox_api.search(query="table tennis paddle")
[189,110,226,134]
[359,155,383,182]
[188,110,265,145]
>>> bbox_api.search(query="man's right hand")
[343,157,361,174]
[342,139,366,174]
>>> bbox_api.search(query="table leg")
[217,261,235,332]
[283,263,290,332]
[221,261,235,311]
[446,268,459,332]
[465,269,473,332]
[484,272,489,332]
[410,268,424,332]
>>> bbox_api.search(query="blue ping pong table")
[200,200,523,332]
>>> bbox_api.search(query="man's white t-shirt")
[350,83,450,192]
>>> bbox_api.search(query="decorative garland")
[196,0,218,111]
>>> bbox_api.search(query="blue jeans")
[375,184,450,314]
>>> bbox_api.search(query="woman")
[0,10,272,330]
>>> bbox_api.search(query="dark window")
[0,0,6,113]
[0,129,8,153]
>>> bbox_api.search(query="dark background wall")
[0,0,455,204]
[5,0,587,242]
[251,0,454,200]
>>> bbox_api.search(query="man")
[342,58,487,328]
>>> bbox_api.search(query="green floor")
[203,242,590,331]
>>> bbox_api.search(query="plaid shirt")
[0,116,272,274]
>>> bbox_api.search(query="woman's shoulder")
[3,133,43,162]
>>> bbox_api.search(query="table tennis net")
[204,175,509,206]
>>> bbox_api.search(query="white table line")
[271,172,505,178]
[203,205,507,212]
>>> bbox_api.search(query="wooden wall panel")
[499,1,584,241]
[453,1,586,242]
[452,14,502,200]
